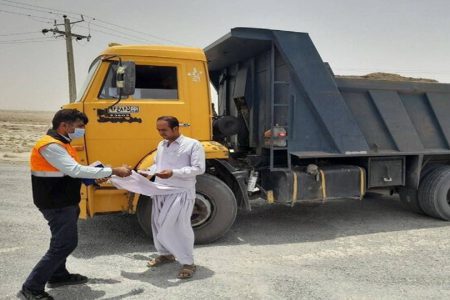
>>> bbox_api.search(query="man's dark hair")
[157,116,179,129]
[52,109,89,129]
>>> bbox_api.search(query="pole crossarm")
[42,28,90,40]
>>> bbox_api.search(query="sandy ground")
[1,110,450,299]
[1,161,450,299]
[0,110,53,162]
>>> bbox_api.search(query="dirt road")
[1,161,450,299]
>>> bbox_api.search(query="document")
[110,171,186,196]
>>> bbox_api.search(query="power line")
[0,0,79,18]
[89,18,182,45]
[76,20,179,44]
[0,8,54,20]
[0,0,182,45]
[0,37,54,44]
[77,23,159,44]
[0,40,58,45]
[88,28,153,44]
[0,37,54,42]
[0,30,40,36]
[0,2,63,16]
[88,22,153,42]
[28,18,54,25]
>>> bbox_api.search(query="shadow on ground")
[48,280,144,300]
[121,262,214,289]
[75,212,151,259]
[76,193,450,257]
[217,193,450,246]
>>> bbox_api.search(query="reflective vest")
[30,135,80,177]
[30,134,82,209]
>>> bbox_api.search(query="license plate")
[107,106,139,114]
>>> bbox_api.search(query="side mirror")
[116,61,135,96]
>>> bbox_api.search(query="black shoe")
[47,273,88,288]
[18,287,54,300]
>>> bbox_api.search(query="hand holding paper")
[112,164,132,177]
[155,169,173,179]
[82,161,105,186]
[137,170,155,178]
[110,171,186,196]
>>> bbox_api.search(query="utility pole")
[63,16,77,103]
[42,15,90,102]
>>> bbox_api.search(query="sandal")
[177,264,196,279]
[147,255,176,267]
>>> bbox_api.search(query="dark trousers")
[23,205,80,292]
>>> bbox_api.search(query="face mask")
[68,128,85,140]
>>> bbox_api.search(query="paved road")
[1,161,450,299]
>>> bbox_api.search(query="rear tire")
[136,174,238,244]
[398,163,445,214]
[398,187,423,214]
[418,165,450,220]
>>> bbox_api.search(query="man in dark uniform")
[19,109,131,300]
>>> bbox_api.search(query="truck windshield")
[99,62,178,100]
[75,58,101,102]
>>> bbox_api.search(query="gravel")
[1,161,450,299]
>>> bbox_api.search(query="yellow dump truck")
[65,27,450,244]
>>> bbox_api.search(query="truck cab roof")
[101,44,206,61]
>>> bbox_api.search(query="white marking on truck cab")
[187,67,202,82]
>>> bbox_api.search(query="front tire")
[136,174,238,244]
[136,194,153,237]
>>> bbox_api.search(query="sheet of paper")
[110,171,185,196]
[137,165,157,177]
[138,170,155,177]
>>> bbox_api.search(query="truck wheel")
[398,164,444,214]
[136,194,153,237]
[193,174,237,243]
[418,165,450,220]
[136,174,238,244]
[398,187,423,214]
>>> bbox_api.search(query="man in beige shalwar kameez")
[145,116,205,279]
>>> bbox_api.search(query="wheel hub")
[191,194,212,227]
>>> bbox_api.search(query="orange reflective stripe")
[30,135,80,172]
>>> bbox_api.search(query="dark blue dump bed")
[205,28,450,158]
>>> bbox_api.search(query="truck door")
[83,58,192,167]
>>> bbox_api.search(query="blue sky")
[1,0,450,111]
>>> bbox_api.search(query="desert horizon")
[0,110,53,162]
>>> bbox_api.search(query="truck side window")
[99,63,178,100]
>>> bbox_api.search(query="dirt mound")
[336,72,438,83]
